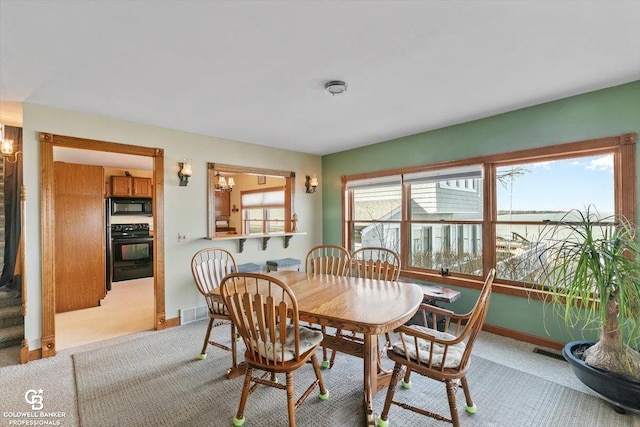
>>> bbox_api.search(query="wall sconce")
[305,175,318,193]
[0,125,21,164]
[178,159,192,186]
[214,172,235,192]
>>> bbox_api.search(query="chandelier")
[215,172,234,192]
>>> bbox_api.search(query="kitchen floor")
[55,277,154,350]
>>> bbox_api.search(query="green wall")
[322,80,640,344]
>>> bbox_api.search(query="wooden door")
[54,162,106,313]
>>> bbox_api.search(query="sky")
[496,154,614,214]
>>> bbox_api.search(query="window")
[346,175,402,254]
[495,154,615,285]
[241,187,285,234]
[406,165,483,276]
[343,133,636,290]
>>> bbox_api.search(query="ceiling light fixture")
[215,172,235,192]
[324,80,347,96]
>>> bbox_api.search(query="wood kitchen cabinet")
[111,176,152,197]
[54,162,106,313]
[214,191,236,233]
[215,191,231,217]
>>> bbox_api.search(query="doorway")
[55,277,154,350]
[39,133,165,358]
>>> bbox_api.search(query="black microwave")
[110,198,153,216]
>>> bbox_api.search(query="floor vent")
[533,347,566,361]
[180,305,208,324]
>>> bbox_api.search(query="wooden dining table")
[212,270,424,426]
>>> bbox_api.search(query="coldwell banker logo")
[24,390,43,411]
[2,388,66,425]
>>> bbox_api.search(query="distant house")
[356,178,482,265]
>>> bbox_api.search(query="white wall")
[22,103,323,350]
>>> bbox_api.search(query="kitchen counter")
[206,231,306,252]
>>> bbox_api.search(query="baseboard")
[164,317,180,328]
[483,323,564,351]
[20,339,29,364]
[28,348,42,362]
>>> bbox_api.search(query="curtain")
[0,125,23,292]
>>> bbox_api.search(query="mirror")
[208,163,296,237]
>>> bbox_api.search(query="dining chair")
[220,272,329,427]
[305,244,351,276]
[304,245,351,367]
[376,268,496,427]
[327,247,402,369]
[351,247,401,281]
[190,248,239,375]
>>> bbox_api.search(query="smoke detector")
[324,80,347,96]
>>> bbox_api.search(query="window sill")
[400,269,550,301]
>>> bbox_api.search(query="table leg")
[363,334,377,426]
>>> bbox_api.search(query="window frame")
[342,133,637,297]
[345,178,403,253]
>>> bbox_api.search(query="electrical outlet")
[178,233,189,241]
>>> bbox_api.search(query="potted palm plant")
[535,206,640,413]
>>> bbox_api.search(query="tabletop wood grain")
[269,270,424,335]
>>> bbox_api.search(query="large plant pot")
[563,340,640,414]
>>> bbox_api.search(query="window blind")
[345,175,402,190]
[403,165,482,184]
[241,189,284,208]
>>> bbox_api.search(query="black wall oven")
[110,223,154,282]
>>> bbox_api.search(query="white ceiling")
[1,1,639,156]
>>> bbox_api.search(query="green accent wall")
[322,80,640,344]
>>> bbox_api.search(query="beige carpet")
[0,278,154,368]
[55,278,154,350]
[73,321,640,427]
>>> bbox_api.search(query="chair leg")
[376,334,392,374]
[377,362,403,425]
[286,371,295,427]
[321,326,331,368]
[383,333,392,349]
[325,328,342,368]
[310,354,329,397]
[230,322,238,368]
[233,367,253,426]
[401,365,412,388]
[445,379,460,427]
[198,317,214,360]
[460,376,476,413]
[328,348,338,368]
